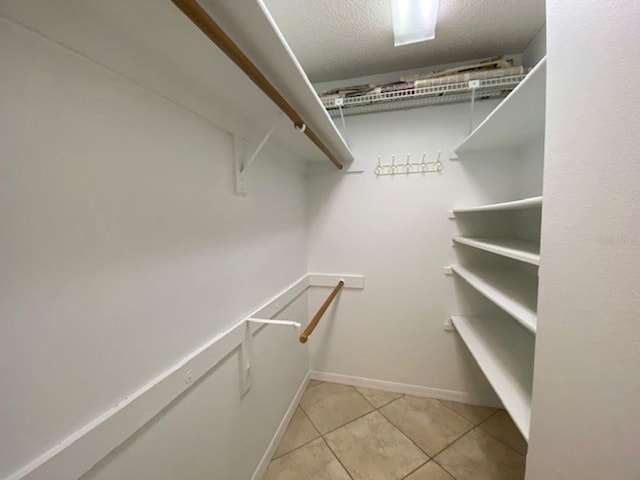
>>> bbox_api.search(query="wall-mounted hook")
[373,150,444,176]
[375,155,383,175]
[434,150,443,171]
[420,152,428,172]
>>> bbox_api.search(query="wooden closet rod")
[299,281,344,343]
[171,0,344,170]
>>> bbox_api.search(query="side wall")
[526,2,640,478]
[521,26,546,68]
[306,101,523,402]
[0,18,308,479]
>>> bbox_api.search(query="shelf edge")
[453,237,540,266]
[451,265,538,334]
[451,315,531,439]
[452,196,543,213]
[453,56,547,154]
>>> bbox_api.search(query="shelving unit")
[322,74,526,117]
[451,265,538,334]
[448,51,546,443]
[451,316,533,439]
[0,0,353,166]
[452,196,542,214]
[454,57,547,154]
[454,237,540,265]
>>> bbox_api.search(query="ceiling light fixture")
[391,0,440,46]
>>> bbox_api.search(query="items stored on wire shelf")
[321,57,530,117]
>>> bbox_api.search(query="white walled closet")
[1,1,639,480]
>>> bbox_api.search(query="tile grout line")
[270,389,376,465]
[351,385,378,409]
[270,407,322,461]
[301,381,379,437]
[398,459,432,480]
[475,417,528,457]
[317,389,413,440]
[427,408,507,460]
[320,436,354,480]
[298,404,322,437]
[320,394,434,479]
[375,396,498,461]
[270,381,524,479]
[311,385,427,479]
[270,435,321,461]
[435,398,497,425]
[319,407,376,437]
[431,457,459,480]
[435,398,528,456]
[427,420,487,459]
[371,393,406,410]
[430,412,526,480]
[298,400,323,435]
[375,403,435,461]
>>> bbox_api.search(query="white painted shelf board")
[451,265,538,334]
[453,196,542,214]
[0,0,353,165]
[451,316,532,439]
[454,57,547,154]
[454,237,540,266]
[202,0,353,164]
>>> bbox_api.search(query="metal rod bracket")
[241,316,301,393]
[247,318,301,330]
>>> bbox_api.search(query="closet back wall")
[307,101,523,402]
[0,18,308,479]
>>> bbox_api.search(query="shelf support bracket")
[335,99,351,149]
[468,80,480,134]
[240,317,301,394]
[234,116,282,195]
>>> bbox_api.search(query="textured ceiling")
[263,0,545,82]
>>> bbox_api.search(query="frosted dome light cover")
[392,0,440,46]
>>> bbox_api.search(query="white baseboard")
[251,371,310,480]
[309,371,501,408]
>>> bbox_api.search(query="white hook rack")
[374,151,443,176]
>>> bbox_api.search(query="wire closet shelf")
[323,74,527,117]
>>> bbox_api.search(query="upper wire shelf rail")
[323,74,526,117]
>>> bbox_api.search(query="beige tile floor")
[264,381,526,480]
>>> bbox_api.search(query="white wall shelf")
[452,196,543,214]
[323,75,526,118]
[447,40,545,450]
[454,57,547,154]
[451,315,533,440]
[0,0,353,166]
[454,237,540,266]
[451,265,538,334]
